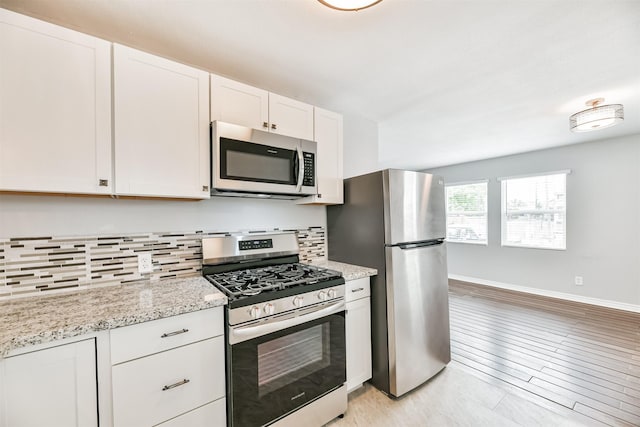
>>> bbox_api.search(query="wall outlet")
[574,276,583,286]
[138,253,153,274]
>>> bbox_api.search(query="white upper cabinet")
[210,74,269,131]
[210,75,314,140]
[0,8,112,195]
[268,93,314,140]
[114,44,210,199]
[297,107,344,205]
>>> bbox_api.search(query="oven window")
[227,150,291,182]
[258,324,330,397]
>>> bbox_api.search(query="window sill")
[501,243,566,251]
[446,240,488,246]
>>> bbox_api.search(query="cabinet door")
[0,9,112,194]
[346,296,372,392]
[210,74,269,131]
[1,339,98,427]
[268,93,314,140]
[298,107,343,205]
[114,44,209,199]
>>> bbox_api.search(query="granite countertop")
[0,276,226,358]
[310,259,377,281]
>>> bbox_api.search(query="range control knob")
[327,288,337,299]
[317,290,327,301]
[248,306,261,319]
[292,296,304,307]
[263,303,275,315]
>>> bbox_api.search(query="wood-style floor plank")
[449,279,640,427]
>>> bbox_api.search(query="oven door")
[228,302,346,427]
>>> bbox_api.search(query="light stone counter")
[310,260,377,281]
[0,276,226,357]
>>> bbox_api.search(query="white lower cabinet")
[110,307,223,365]
[110,307,226,427]
[157,398,226,427]
[0,339,98,427]
[112,337,225,427]
[0,307,227,427]
[345,277,372,392]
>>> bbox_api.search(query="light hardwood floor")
[328,280,640,427]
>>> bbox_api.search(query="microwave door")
[217,137,299,194]
[211,121,317,197]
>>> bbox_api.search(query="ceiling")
[2,0,639,169]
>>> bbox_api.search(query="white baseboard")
[449,274,640,314]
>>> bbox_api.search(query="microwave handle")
[295,146,304,192]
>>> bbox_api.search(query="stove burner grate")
[206,263,341,298]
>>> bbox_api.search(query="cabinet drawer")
[112,336,225,427]
[157,398,226,427]
[345,277,370,302]
[110,307,223,364]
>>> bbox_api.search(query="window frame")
[445,179,489,246]
[499,170,570,251]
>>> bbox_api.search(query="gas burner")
[206,262,341,300]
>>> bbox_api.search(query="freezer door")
[385,242,451,397]
[383,169,446,245]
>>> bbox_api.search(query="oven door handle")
[295,146,304,193]
[229,301,345,344]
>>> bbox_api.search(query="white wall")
[427,134,640,307]
[343,113,381,178]
[0,195,326,238]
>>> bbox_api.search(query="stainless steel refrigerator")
[327,169,451,397]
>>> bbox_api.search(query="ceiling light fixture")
[318,0,382,11]
[569,98,624,133]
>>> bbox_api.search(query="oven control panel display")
[239,239,273,251]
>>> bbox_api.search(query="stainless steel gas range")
[202,232,347,427]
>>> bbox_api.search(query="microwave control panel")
[303,152,315,187]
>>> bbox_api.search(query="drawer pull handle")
[351,288,364,292]
[160,328,189,338]
[162,379,190,391]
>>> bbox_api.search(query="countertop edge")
[310,260,378,281]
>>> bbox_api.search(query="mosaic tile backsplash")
[0,226,326,299]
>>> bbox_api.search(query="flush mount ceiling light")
[318,0,383,11]
[569,98,624,133]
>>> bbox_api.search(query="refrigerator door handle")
[397,239,444,250]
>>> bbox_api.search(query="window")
[500,172,568,250]
[445,181,488,244]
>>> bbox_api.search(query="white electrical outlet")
[138,253,153,274]
[574,276,583,286]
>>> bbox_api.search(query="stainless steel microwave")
[210,121,317,199]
